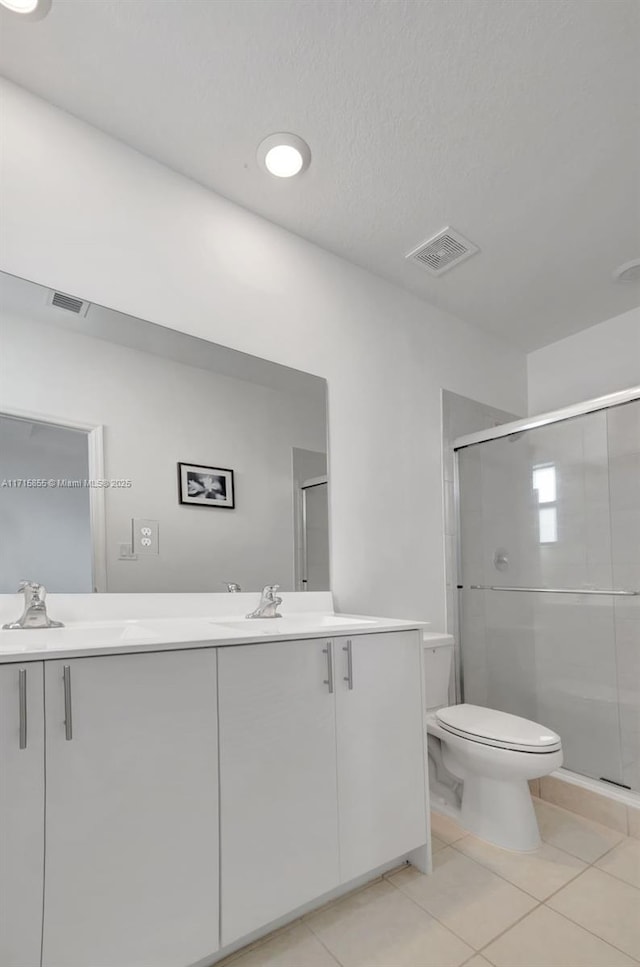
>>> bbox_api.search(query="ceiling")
[0,0,638,351]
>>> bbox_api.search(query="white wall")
[0,80,528,624]
[1,311,326,593]
[527,307,640,414]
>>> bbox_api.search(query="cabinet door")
[335,631,428,882]
[218,639,340,945]
[42,649,219,967]
[0,662,45,967]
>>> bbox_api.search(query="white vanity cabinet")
[218,638,341,945]
[0,619,428,967]
[218,629,428,945]
[334,632,428,882]
[0,662,45,967]
[41,649,219,967]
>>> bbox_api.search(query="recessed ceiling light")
[257,133,311,178]
[0,0,51,19]
[613,258,640,283]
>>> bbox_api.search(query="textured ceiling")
[0,0,639,350]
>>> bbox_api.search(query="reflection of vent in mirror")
[48,290,90,316]
[533,464,558,543]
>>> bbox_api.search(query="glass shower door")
[457,406,630,788]
[608,400,640,791]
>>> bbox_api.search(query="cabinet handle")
[343,639,354,690]
[18,668,27,750]
[63,665,73,741]
[323,641,334,693]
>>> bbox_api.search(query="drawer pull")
[63,665,73,740]
[323,641,334,693]
[18,668,27,750]
[343,639,354,690]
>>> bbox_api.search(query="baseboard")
[536,773,638,838]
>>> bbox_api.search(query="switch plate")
[132,518,159,555]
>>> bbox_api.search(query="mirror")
[0,271,329,593]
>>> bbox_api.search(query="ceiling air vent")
[406,227,479,276]
[47,290,90,316]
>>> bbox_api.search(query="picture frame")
[177,462,235,509]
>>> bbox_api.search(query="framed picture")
[177,463,235,509]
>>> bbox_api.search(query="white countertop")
[0,612,429,663]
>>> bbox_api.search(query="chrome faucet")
[246,584,283,619]
[2,581,64,630]
[223,582,242,593]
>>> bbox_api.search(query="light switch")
[132,518,159,555]
[118,543,137,561]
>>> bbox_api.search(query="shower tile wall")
[456,398,640,792]
[441,390,518,701]
[529,412,622,784]
[457,433,539,722]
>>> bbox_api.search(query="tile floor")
[218,799,640,967]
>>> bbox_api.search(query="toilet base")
[460,775,541,851]
[426,712,562,852]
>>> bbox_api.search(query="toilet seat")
[435,704,562,754]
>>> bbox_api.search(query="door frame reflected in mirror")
[1,406,107,593]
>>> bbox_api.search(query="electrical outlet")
[132,518,159,555]
[118,543,137,561]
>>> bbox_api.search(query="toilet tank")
[423,634,454,711]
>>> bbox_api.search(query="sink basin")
[0,620,163,651]
[213,614,378,635]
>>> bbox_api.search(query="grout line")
[474,900,545,952]
[462,839,640,962]
[528,864,592,906]
[446,838,585,903]
[532,803,628,866]
[301,921,345,967]
[541,879,640,964]
[216,827,638,966]
[590,834,638,875]
[471,881,639,964]
[384,850,543,954]
[382,874,482,953]
[471,862,640,965]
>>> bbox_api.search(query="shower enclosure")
[455,390,640,793]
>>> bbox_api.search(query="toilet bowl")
[422,634,562,852]
[427,704,563,851]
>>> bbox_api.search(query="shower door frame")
[450,383,640,785]
[452,385,640,452]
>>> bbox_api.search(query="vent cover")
[47,290,90,316]
[406,227,479,276]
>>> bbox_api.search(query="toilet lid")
[436,704,562,753]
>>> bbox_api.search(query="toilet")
[424,634,563,852]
